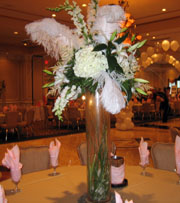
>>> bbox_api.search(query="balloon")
[141,52,148,61]
[146,47,154,56]
[169,55,175,64]
[162,40,170,51]
[170,40,179,51]
[175,61,180,71]
[151,54,158,62]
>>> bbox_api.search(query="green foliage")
[43,69,53,75]
[136,87,147,95]
[42,82,54,88]
[114,32,129,44]
[110,30,117,41]
[121,79,134,102]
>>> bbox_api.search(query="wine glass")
[140,164,147,176]
[175,166,180,184]
[10,168,21,193]
[48,157,60,176]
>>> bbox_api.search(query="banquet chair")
[170,127,180,142]
[20,146,50,174]
[0,111,20,141]
[43,105,54,128]
[77,142,87,165]
[151,142,176,172]
[77,142,117,165]
[18,109,35,137]
[67,107,81,131]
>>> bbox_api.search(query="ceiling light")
[162,8,166,12]
[14,31,18,35]
[23,43,27,46]
[152,36,156,39]
[52,14,56,18]
[146,33,149,36]
[82,4,87,7]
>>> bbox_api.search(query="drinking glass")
[10,169,21,193]
[140,163,148,176]
[48,164,60,176]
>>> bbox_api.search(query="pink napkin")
[49,139,61,167]
[115,191,133,203]
[175,136,180,174]
[138,137,149,167]
[111,164,125,184]
[2,145,22,182]
[0,185,7,203]
[115,191,123,203]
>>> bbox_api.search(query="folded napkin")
[2,145,22,183]
[138,137,149,167]
[175,136,180,174]
[111,164,125,184]
[49,139,61,167]
[115,191,123,203]
[115,191,133,203]
[0,185,7,203]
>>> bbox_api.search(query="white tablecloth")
[1,165,180,203]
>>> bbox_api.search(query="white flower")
[73,45,108,78]
[52,85,82,120]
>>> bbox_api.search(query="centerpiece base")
[78,193,115,203]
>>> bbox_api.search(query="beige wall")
[0,46,47,106]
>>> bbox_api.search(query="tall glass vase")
[85,90,111,202]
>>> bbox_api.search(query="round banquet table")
[1,165,180,203]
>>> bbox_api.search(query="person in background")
[160,87,170,123]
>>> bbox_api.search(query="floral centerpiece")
[25,0,149,202]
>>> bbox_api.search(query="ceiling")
[0,0,180,55]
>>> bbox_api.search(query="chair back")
[170,127,180,142]
[77,142,116,165]
[20,146,50,174]
[77,142,87,165]
[151,142,176,172]
[26,110,34,125]
[5,111,19,128]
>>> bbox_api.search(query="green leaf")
[120,27,128,33]
[43,69,53,75]
[134,78,149,83]
[93,44,107,51]
[136,87,147,95]
[121,80,133,102]
[107,55,123,73]
[107,41,116,50]
[114,32,129,44]
[42,82,54,88]
[127,42,140,52]
[131,34,136,42]
[128,40,147,52]
[137,39,147,48]
[110,30,117,41]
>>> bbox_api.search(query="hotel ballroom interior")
[0,0,180,202]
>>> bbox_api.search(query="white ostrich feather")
[25,18,80,60]
[91,5,126,43]
[101,73,125,114]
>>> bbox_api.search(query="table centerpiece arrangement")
[25,0,149,202]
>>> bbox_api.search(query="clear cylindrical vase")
[85,90,111,202]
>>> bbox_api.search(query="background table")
[1,165,180,203]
